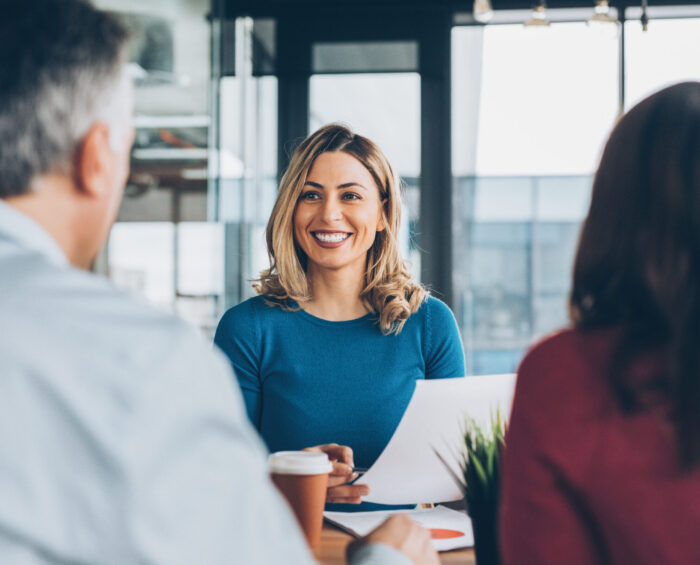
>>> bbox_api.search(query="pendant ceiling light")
[473,0,494,23]
[524,1,550,28]
[587,0,620,37]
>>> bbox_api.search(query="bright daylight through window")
[453,13,700,374]
[96,0,699,372]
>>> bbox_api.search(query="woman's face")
[293,151,385,280]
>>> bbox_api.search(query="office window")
[108,222,224,335]
[94,4,700,350]
[109,223,175,309]
[452,22,619,374]
[216,18,279,309]
[94,0,213,331]
[176,222,225,335]
[624,16,700,108]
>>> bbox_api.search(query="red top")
[500,328,700,565]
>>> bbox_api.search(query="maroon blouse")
[500,328,700,565]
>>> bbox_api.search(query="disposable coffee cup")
[269,451,333,548]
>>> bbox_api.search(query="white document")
[356,374,516,504]
[324,505,473,552]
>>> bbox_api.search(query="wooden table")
[315,523,476,564]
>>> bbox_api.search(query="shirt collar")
[0,199,69,267]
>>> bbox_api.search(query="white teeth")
[314,232,349,243]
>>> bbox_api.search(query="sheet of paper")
[356,374,516,504]
[324,505,473,552]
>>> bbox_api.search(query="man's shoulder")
[0,253,238,446]
[43,260,186,329]
[2,253,210,373]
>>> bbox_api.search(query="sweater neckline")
[293,304,375,328]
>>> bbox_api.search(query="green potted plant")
[461,412,507,565]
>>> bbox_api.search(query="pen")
[352,467,369,476]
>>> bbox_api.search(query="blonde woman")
[214,124,465,509]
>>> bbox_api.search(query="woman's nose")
[321,196,343,222]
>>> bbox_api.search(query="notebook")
[324,505,474,552]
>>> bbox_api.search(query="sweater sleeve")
[213,299,263,430]
[423,297,466,379]
[499,339,601,565]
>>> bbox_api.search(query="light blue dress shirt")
[0,200,409,565]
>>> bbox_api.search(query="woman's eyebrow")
[304,180,369,191]
[338,182,368,191]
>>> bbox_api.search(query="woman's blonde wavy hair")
[254,123,427,335]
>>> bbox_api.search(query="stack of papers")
[324,505,473,552]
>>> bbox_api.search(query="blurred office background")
[93,0,700,375]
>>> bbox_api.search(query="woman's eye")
[342,192,361,200]
[300,192,320,200]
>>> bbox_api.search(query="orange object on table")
[315,522,476,565]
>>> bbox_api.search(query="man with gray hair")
[0,1,438,564]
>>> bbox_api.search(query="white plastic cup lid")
[268,451,333,475]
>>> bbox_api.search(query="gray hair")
[0,0,130,198]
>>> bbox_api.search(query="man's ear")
[74,122,112,198]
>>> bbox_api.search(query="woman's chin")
[306,256,367,276]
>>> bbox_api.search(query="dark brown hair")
[570,82,700,469]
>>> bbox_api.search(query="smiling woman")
[214,124,465,511]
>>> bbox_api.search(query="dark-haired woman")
[500,82,700,565]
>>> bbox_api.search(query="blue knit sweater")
[214,295,465,509]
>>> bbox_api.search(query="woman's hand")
[303,443,370,504]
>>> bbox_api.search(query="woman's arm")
[424,297,466,379]
[213,301,263,429]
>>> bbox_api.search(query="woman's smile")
[312,231,351,246]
